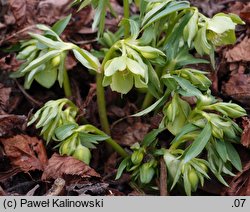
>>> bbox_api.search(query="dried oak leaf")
[0,114,26,137]
[222,161,250,196]
[224,37,250,62]
[42,153,100,181]
[241,117,250,148]
[0,135,48,172]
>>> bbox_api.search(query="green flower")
[103,55,148,94]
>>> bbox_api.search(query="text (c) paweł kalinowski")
[20,198,104,208]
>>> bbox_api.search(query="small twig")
[68,38,97,45]
[14,79,43,107]
[45,178,66,196]
[160,157,169,196]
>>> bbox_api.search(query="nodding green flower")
[28,98,78,143]
[102,39,165,94]
[103,55,148,94]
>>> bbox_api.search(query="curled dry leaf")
[0,114,26,137]
[41,153,100,181]
[241,117,250,148]
[224,37,250,62]
[0,135,48,172]
[222,161,250,195]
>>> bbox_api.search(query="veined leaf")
[183,123,212,163]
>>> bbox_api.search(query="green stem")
[141,92,154,110]
[63,69,72,97]
[123,0,130,38]
[96,72,111,135]
[105,138,128,158]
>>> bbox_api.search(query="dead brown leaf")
[42,153,100,181]
[112,122,151,146]
[224,37,250,62]
[0,114,26,137]
[0,84,11,114]
[222,74,250,108]
[222,161,250,195]
[241,117,250,148]
[0,135,48,172]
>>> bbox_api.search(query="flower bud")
[131,150,144,165]
[188,168,199,192]
[139,162,155,184]
[51,55,61,67]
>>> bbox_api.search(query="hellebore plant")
[11,0,247,195]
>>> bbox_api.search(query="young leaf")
[142,1,190,29]
[225,142,242,171]
[115,157,130,180]
[52,14,72,35]
[183,123,212,163]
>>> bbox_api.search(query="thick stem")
[123,0,130,38]
[96,72,111,135]
[105,138,128,158]
[63,70,72,97]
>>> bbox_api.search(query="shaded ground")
[0,0,250,196]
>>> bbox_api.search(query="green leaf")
[132,91,169,116]
[52,14,72,35]
[171,123,199,145]
[115,157,130,179]
[120,19,140,39]
[172,75,203,98]
[183,123,212,163]
[183,9,198,47]
[175,46,209,68]
[225,142,242,171]
[139,163,155,184]
[29,33,66,50]
[72,48,100,71]
[55,123,78,140]
[13,50,62,75]
[142,1,190,29]
[214,140,228,163]
[142,128,165,147]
